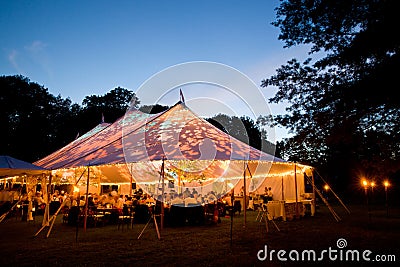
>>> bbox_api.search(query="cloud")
[8,49,25,74]
[24,40,47,53]
[24,40,53,78]
[8,49,18,68]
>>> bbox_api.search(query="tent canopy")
[35,102,311,199]
[0,155,47,177]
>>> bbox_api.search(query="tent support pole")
[243,160,246,228]
[130,164,133,197]
[161,157,165,230]
[42,174,51,227]
[311,169,316,215]
[34,199,68,238]
[294,163,299,218]
[314,169,350,214]
[84,165,90,232]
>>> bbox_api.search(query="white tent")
[35,102,312,200]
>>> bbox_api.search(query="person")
[268,187,273,201]
[206,191,217,203]
[262,187,269,204]
[115,194,124,209]
[183,188,191,198]
[170,193,184,205]
[87,196,96,208]
[247,192,255,210]
[79,195,86,207]
[184,194,198,206]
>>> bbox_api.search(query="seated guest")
[206,191,217,203]
[223,193,232,207]
[196,194,204,204]
[115,194,124,209]
[170,193,184,205]
[183,188,191,198]
[87,196,96,208]
[184,194,198,206]
[79,196,86,207]
[125,196,133,206]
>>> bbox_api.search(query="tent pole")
[243,160,246,228]
[83,165,90,232]
[42,174,51,227]
[294,163,299,218]
[314,169,350,214]
[311,169,316,216]
[161,158,165,230]
[130,163,133,197]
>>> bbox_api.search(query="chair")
[91,208,105,227]
[204,203,218,224]
[62,206,69,224]
[118,205,134,230]
[233,200,241,215]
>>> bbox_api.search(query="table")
[134,204,151,224]
[266,201,305,221]
[266,200,285,220]
[301,199,315,216]
[168,204,205,226]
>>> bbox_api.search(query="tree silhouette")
[262,0,400,190]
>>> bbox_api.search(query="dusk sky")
[1,0,312,141]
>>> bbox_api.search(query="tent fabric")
[34,102,312,199]
[0,155,47,177]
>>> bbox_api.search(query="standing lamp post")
[370,182,375,194]
[362,180,370,220]
[370,181,375,210]
[384,181,390,217]
[324,184,329,200]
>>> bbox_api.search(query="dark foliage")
[206,114,277,156]
[262,0,400,190]
[0,75,138,162]
[139,104,169,114]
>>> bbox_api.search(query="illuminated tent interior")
[34,101,312,201]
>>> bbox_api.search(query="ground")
[0,202,399,267]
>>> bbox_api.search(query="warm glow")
[362,180,368,187]
[324,184,330,191]
[73,186,80,193]
[370,182,375,188]
[384,181,390,188]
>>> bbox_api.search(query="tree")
[139,104,169,114]
[78,87,139,133]
[206,114,277,156]
[0,75,78,161]
[262,0,400,190]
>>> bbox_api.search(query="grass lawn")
[0,203,399,266]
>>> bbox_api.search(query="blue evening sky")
[0,0,310,142]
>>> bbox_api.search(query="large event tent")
[34,101,312,201]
